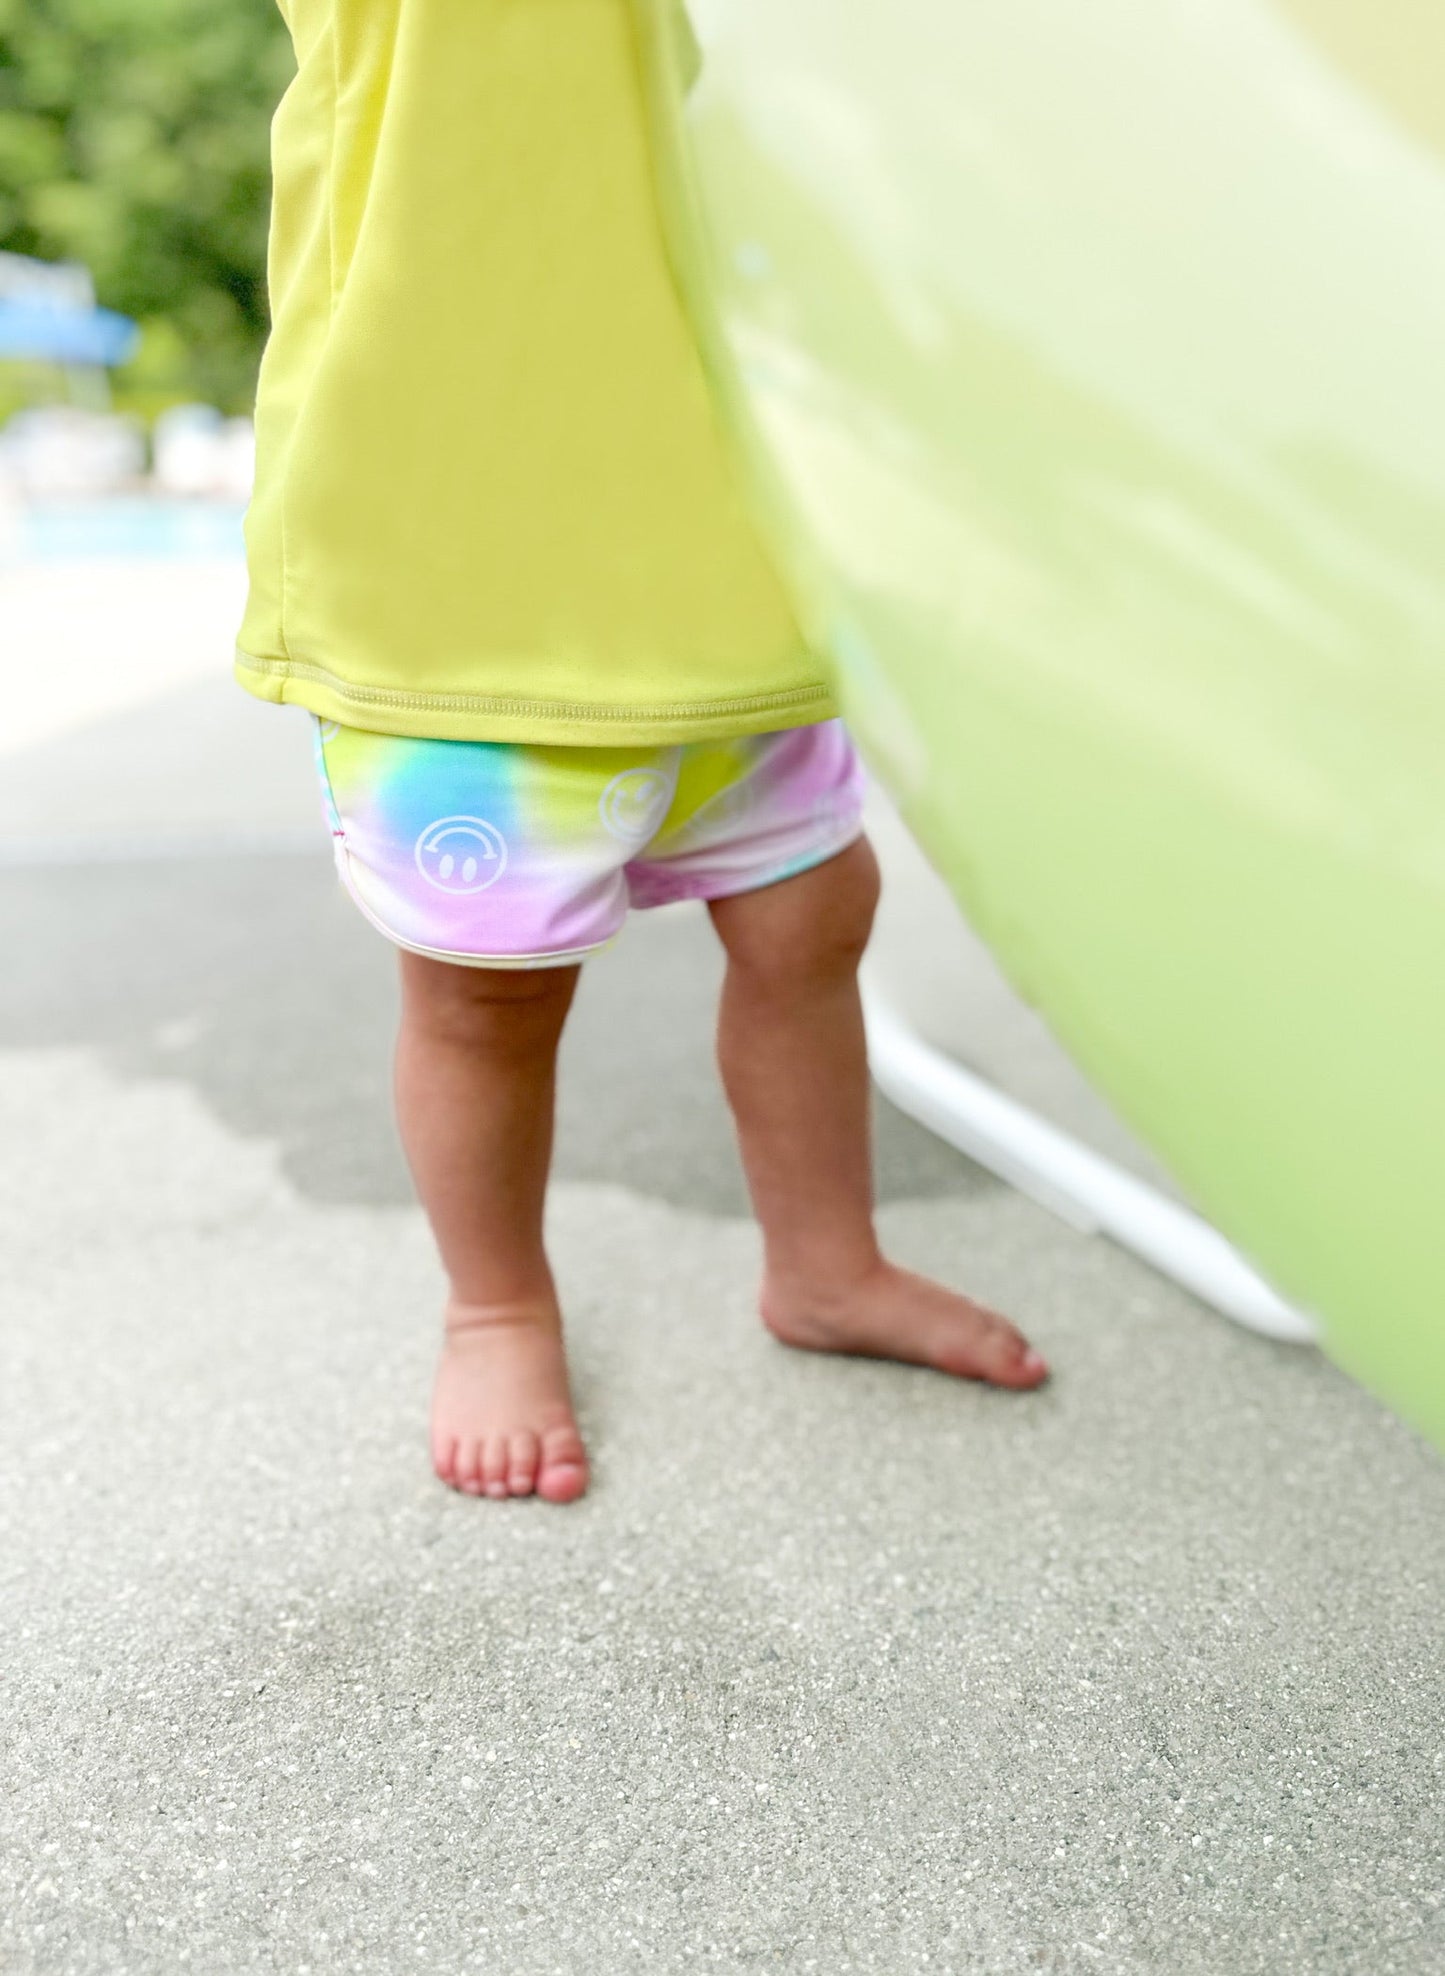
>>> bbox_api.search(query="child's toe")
[507,1430,541,1496]
[990,1325,1049,1388]
[537,1424,589,1503]
[480,1434,511,1497]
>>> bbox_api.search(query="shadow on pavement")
[0,853,996,1216]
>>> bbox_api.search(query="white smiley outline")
[414,815,509,894]
[599,767,673,844]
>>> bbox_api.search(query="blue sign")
[0,298,140,367]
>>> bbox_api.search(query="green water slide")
[636,0,1445,1446]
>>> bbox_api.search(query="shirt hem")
[236,646,838,746]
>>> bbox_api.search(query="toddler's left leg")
[708,838,1049,1389]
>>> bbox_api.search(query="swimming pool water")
[3,498,247,563]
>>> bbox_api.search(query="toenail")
[1023,1349,1047,1374]
[486,1483,508,1498]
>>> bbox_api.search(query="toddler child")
[238,0,1047,1502]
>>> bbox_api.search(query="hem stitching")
[236,645,832,725]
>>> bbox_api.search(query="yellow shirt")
[236,0,834,745]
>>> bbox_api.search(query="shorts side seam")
[309,713,345,836]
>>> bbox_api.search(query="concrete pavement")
[1,559,1442,1974]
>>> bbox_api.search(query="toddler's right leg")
[394,952,589,1503]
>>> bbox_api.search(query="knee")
[400,954,577,1054]
[716,838,880,997]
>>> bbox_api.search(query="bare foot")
[432,1300,589,1503]
[762,1261,1048,1390]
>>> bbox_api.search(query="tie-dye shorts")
[311,717,866,967]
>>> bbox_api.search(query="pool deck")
[2,553,1442,1975]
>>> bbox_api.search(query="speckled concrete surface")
[2,861,1443,1976]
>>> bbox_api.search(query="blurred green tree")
[0,0,293,411]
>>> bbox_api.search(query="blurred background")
[0,0,288,425]
[0,0,302,845]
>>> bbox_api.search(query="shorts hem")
[383,936,616,976]
[385,933,615,971]
[332,841,617,970]
[630,823,867,911]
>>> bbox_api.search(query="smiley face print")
[414,816,508,894]
[599,766,673,845]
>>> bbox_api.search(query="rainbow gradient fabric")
[313,717,865,966]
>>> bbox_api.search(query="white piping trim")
[862,979,1318,1345]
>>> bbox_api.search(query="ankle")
[444,1293,561,1340]
[761,1248,887,1317]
